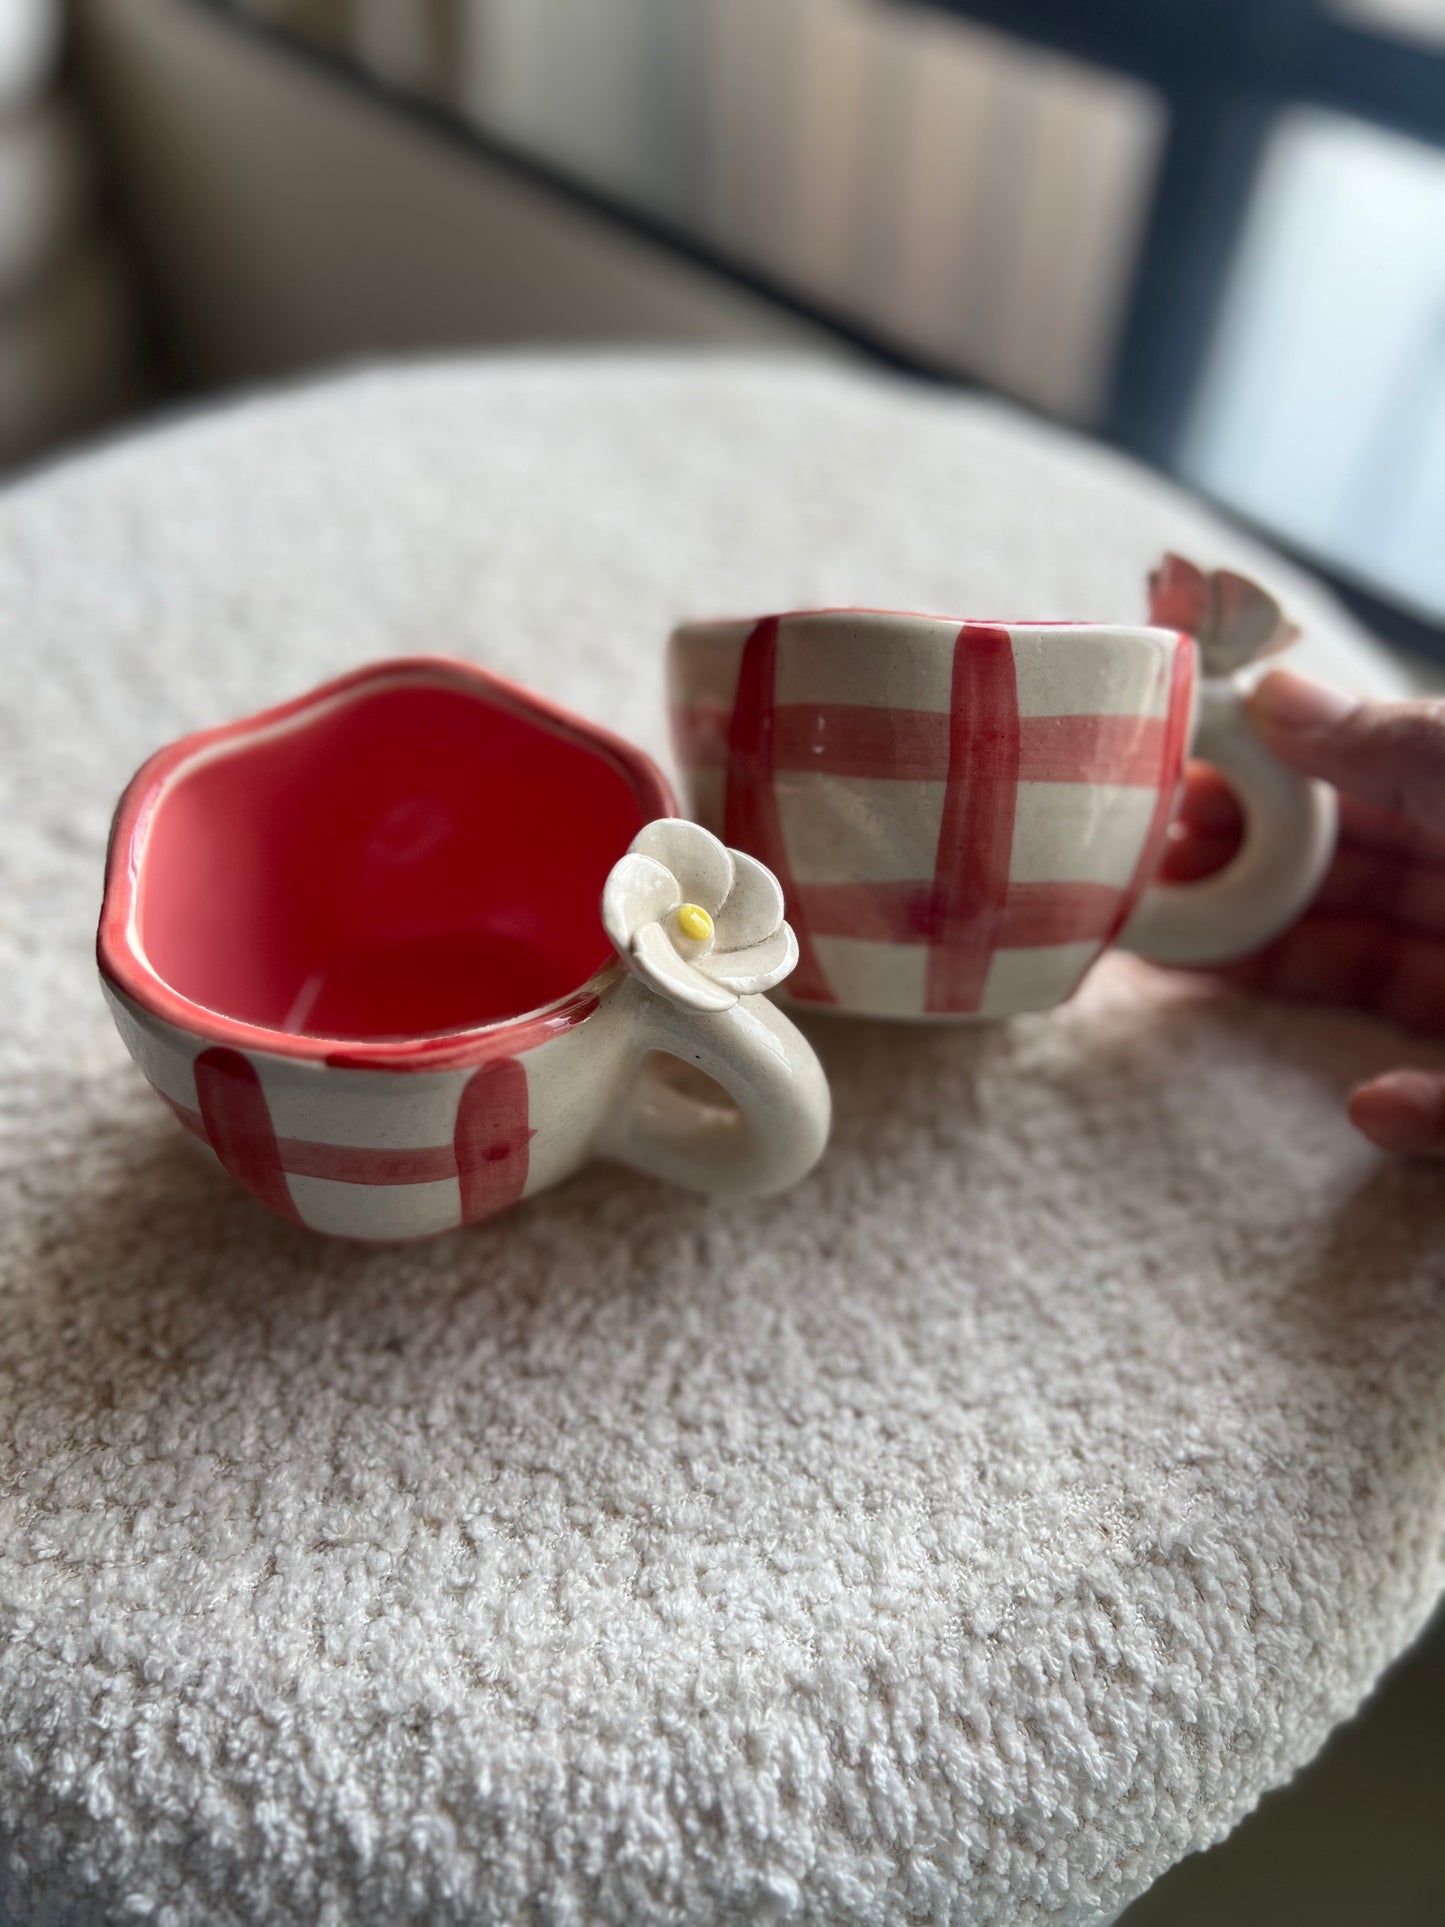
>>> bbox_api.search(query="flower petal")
[1147,553,1210,635]
[715,848,786,951]
[632,919,737,1012]
[700,923,798,996]
[631,818,734,915]
[1206,570,1297,674]
[602,853,678,953]
[1148,553,1297,677]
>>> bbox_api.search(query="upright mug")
[668,584,1336,1021]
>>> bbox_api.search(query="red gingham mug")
[98,660,830,1240]
[668,564,1338,1021]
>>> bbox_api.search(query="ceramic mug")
[668,574,1337,1021]
[98,659,830,1240]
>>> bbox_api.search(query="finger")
[1164,754,1445,900]
[1171,768,1445,864]
[1248,672,1445,830]
[1214,911,1445,1036]
[1162,822,1445,926]
[1310,842,1445,938]
[1177,762,1245,837]
[1348,1070,1445,1156]
[1336,790,1445,867]
[1159,824,1239,884]
[1158,763,1244,884]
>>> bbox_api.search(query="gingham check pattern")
[671,615,1195,1019]
[103,979,600,1241]
[170,1050,535,1234]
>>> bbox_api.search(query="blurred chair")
[69,0,844,398]
[0,0,146,471]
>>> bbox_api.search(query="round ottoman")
[2,357,1443,1927]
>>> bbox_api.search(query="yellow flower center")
[675,902,714,943]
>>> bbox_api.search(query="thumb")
[1349,1070,1445,1156]
[1247,671,1445,830]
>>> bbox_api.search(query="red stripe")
[164,1082,536,1195]
[193,1047,304,1223]
[1107,637,1196,942]
[771,705,947,780]
[999,881,1123,948]
[925,626,1021,1014]
[793,882,935,945]
[164,1092,462,1184]
[794,879,1126,948]
[454,1057,534,1224]
[680,700,1167,787]
[277,1140,457,1184]
[1016,714,1167,786]
[670,701,733,774]
[724,618,835,1004]
[161,1091,209,1142]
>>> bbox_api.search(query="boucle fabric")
[3,356,1444,1927]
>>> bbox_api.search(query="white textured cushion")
[2,357,1442,1927]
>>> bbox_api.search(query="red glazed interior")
[126,668,664,1040]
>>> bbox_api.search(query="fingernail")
[1348,1070,1445,1153]
[1248,670,1357,736]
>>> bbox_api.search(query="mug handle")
[597,983,831,1197]
[1119,679,1338,968]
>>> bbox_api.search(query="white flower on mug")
[602,818,799,1014]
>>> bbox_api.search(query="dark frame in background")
[193,0,1445,661]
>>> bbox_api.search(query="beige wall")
[74,0,845,390]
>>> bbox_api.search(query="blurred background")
[3,4,1445,1913]
[2,0,1443,658]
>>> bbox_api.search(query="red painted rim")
[674,611,1185,637]
[97,656,675,1069]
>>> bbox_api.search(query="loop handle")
[1121,681,1337,968]
[598,983,830,1197]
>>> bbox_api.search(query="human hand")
[1163,669,1445,1155]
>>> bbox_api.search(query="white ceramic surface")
[98,658,830,1239]
[669,583,1336,1021]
